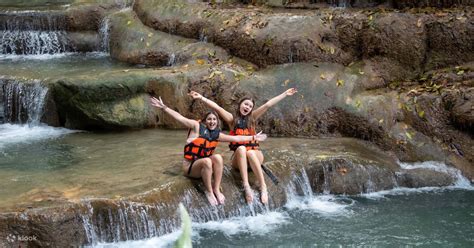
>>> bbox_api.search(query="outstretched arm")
[252,88,297,119]
[188,91,234,125]
[150,96,197,129]
[218,131,267,143]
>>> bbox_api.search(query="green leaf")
[355,100,361,108]
[406,132,413,140]
[174,204,192,248]
[418,110,425,118]
[208,50,216,58]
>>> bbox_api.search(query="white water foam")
[194,211,289,236]
[91,230,181,248]
[0,123,77,149]
[285,194,354,216]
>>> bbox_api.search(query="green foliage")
[174,203,192,248]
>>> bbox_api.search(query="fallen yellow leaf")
[196,59,205,65]
[336,79,344,87]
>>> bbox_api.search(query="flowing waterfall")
[0,12,72,55]
[199,28,208,43]
[1,79,48,125]
[98,17,110,53]
[167,53,176,66]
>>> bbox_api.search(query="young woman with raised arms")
[150,96,268,206]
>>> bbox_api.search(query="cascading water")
[167,53,176,66]
[79,164,355,246]
[199,28,208,43]
[0,12,71,55]
[1,79,48,125]
[81,201,162,245]
[98,17,110,53]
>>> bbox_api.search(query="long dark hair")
[233,97,256,131]
[201,110,221,130]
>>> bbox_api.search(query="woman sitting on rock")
[188,88,297,204]
[150,96,268,206]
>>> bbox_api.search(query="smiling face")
[204,113,219,130]
[239,99,254,116]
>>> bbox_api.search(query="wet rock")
[0,205,87,247]
[396,168,456,188]
[108,9,229,66]
[425,17,474,70]
[360,13,426,78]
[260,0,474,8]
[133,0,473,82]
[51,72,156,129]
[393,0,474,8]
[443,87,474,134]
[67,31,100,52]
[306,157,397,194]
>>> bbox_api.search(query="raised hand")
[254,131,268,142]
[188,91,203,100]
[150,96,167,109]
[285,88,298,96]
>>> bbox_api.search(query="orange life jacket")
[228,117,259,151]
[184,123,220,161]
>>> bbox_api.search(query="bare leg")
[232,146,253,203]
[247,150,267,204]
[210,154,225,205]
[184,158,218,206]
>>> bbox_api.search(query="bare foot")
[205,191,218,206]
[243,185,254,204]
[214,190,225,205]
[260,188,268,205]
